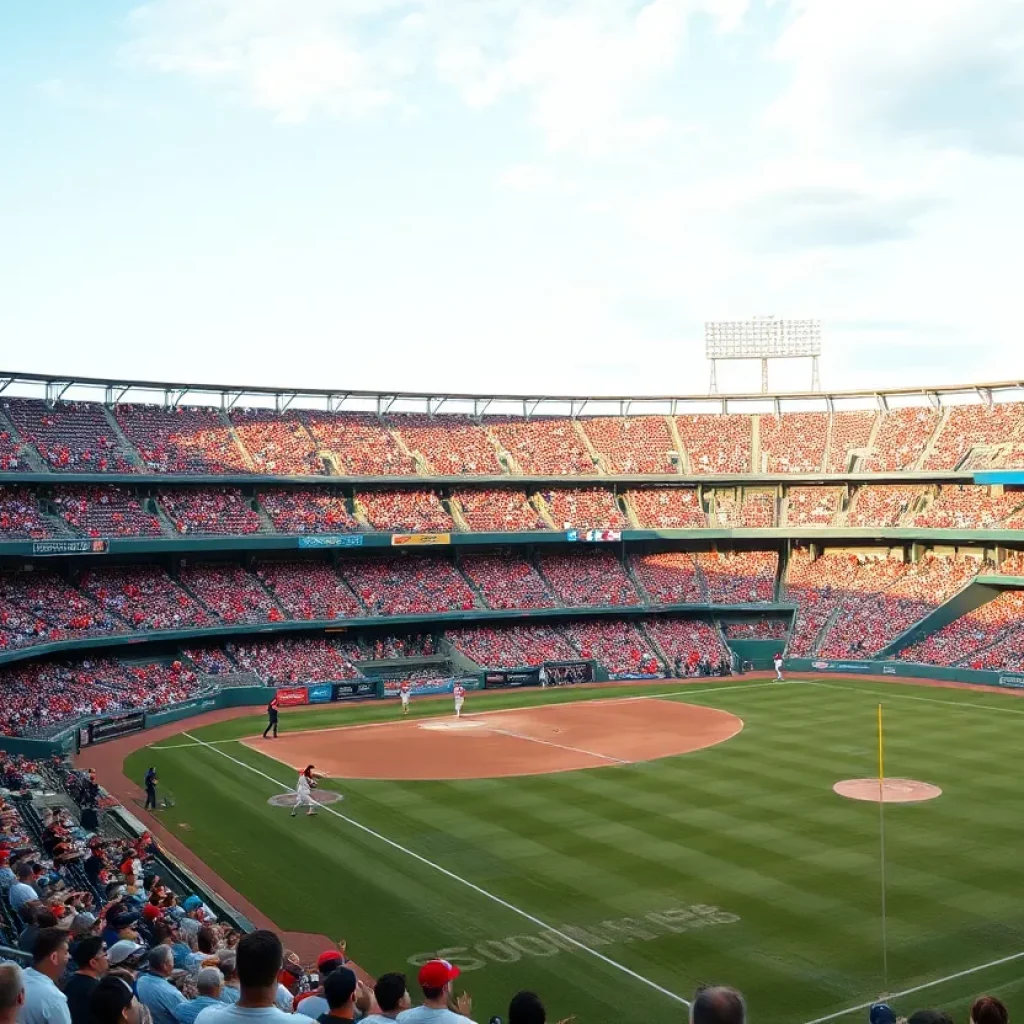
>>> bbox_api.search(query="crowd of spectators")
[52,488,163,539]
[579,416,676,474]
[160,490,262,537]
[539,489,628,532]
[864,406,941,472]
[177,565,283,625]
[5,400,134,473]
[183,647,237,676]
[825,410,877,472]
[898,590,1024,667]
[459,553,557,610]
[722,619,788,639]
[0,657,202,735]
[908,486,1024,530]
[79,568,210,633]
[228,410,322,476]
[0,489,56,540]
[785,486,843,526]
[447,624,577,668]
[300,413,414,476]
[818,554,982,658]
[626,488,706,528]
[258,490,359,534]
[537,552,642,607]
[254,562,363,621]
[388,414,501,475]
[338,556,477,616]
[367,634,434,659]
[114,405,251,475]
[356,491,453,533]
[561,620,660,676]
[847,485,922,527]
[486,417,595,475]
[227,637,364,684]
[759,413,828,473]
[675,414,751,474]
[0,423,27,472]
[451,490,548,532]
[628,552,706,604]
[645,617,729,674]
[0,572,125,647]
[784,549,871,656]
[924,401,1024,470]
[696,551,778,604]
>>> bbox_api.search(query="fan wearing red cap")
[398,960,475,1023]
[293,947,348,1018]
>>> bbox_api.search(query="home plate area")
[244,699,743,781]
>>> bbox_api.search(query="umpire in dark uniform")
[144,766,158,810]
[263,696,280,739]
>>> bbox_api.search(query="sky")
[2,0,1024,401]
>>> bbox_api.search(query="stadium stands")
[178,562,284,624]
[581,416,677,474]
[627,487,706,528]
[537,551,642,607]
[863,406,940,472]
[452,488,549,531]
[561,620,660,676]
[228,636,364,684]
[160,487,263,535]
[487,417,595,475]
[52,485,163,537]
[0,486,57,539]
[338,555,478,615]
[785,486,843,526]
[825,411,876,472]
[390,414,502,475]
[697,550,778,604]
[5,399,135,473]
[759,413,828,473]
[847,484,921,527]
[675,414,751,473]
[924,402,1024,470]
[301,412,414,475]
[646,617,730,669]
[460,552,558,609]
[907,484,1024,529]
[356,489,454,533]
[540,488,629,531]
[259,487,360,533]
[255,560,364,620]
[115,404,251,474]
[629,552,706,604]
[229,409,323,475]
[80,565,210,632]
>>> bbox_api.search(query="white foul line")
[801,947,1024,1024]
[798,679,1024,717]
[179,731,691,1009]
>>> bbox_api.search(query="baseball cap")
[182,895,203,913]
[70,912,98,937]
[317,950,345,971]
[870,1004,897,1024]
[107,939,148,966]
[418,959,460,989]
[142,903,163,923]
[111,911,139,930]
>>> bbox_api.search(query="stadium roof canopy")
[2,369,1023,417]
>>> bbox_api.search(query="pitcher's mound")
[834,778,942,803]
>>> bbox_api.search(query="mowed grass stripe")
[126,680,1024,1024]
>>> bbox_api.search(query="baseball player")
[453,682,466,718]
[773,651,785,682]
[291,765,326,818]
[399,680,412,716]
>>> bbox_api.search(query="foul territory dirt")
[241,698,742,780]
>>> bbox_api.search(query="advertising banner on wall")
[32,539,109,556]
[332,681,377,701]
[307,683,335,704]
[297,535,364,549]
[483,669,541,689]
[275,687,309,707]
[391,533,452,546]
[82,711,146,745]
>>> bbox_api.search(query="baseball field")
[103,677,1024,1024]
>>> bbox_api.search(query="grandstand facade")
[4,370,1024,743]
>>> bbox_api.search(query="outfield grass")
[123,679,1024,1024]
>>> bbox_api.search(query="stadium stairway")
[573,421,609,474]
[529,493,558,530]
[100,407,147,470]
[913,405,952,470]
[636,622,671,672]
[444,495,471,532]
[219,411,258,472]
[0,406,47,471]
[665,416,690,474]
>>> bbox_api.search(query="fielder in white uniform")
[453,683,466,718]
[773,653,785,681]
[400,680,411,715]
[291,764,326,817]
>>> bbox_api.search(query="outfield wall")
[788,658,1024,690]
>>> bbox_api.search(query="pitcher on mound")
[291,764,326,817]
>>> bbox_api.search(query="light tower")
[705,317,822,394]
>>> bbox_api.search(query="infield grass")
[123,678,1024,1024]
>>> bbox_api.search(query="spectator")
[65,937,109,1024]
[971,997,1009,1024]
[19,928,71,1024]
[87,975,141,1024]
[194,929,294,1024]
[690,986,745,1024]
[295,950,347,1018]
[213,955,238,1006]
[9,864,39,915]
[19,906,57,953]
[869,1006,896,1024]
[360,975,410,1024]
[0,966,25,1024]
[136,948,186,1024]
[317,968,360,1023]
[397,959,474,1024]
[104,943,148,976]
[507,992,546,1024]
[172,969,223,1024]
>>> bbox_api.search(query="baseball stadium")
[3,364,1024,1024]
